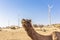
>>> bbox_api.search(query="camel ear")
[22,19,25,21]
[29,20,31,22]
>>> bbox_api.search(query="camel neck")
[23,23,39,40]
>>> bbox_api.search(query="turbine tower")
[48,5,53,26]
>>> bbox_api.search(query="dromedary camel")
[21,19,53,40]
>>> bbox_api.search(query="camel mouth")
[21,19,26,23]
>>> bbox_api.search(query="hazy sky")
[0,0,60,27]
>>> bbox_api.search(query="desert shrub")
[42,29,46,32]
[33,24,44,28]
[10,27,16,30]
[0,27,2,31]
[0,29,2,31]
[33,24,38,27]
[38,25,44,28]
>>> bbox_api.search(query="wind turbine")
[48,5,53,26]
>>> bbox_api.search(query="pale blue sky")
[0,0,60,27]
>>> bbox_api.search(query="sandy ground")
[0,28,31,40]
[0,27,60,40]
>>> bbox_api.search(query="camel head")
[21,19,31,24]
[21,19,32,27]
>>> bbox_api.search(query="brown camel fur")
[21,19,53,40]
[52,31,58,40]
[52,31,60,40]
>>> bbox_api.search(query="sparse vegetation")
[0,29,2,31]
[38,25,44,28]
[33,24,44,28]
[10,27,16,29]
[33,24,38,27]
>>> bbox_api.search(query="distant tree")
[33,24,38,27]
[10,26,16,29]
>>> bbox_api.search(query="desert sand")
[0,27,60,40]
